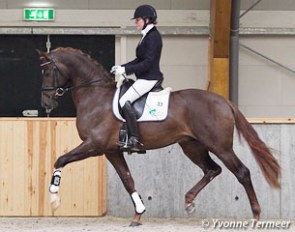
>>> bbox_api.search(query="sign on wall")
[24,8,55,21]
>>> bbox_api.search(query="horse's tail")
[227,100,281,189]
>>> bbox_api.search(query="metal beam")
[240,27,295,35]
[240,43,295,75]
[0,26,209,35]
[1,26,295,36]
[240,0,263,18]
[229,0,240,104]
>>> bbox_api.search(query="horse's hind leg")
[179,140,222,214]
[105,152,145,227]
[215,148,261,219]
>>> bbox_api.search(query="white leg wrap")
[50,193,61,211]
[50,193,59,203]
[49,168,62,193]
[131,192,146,214]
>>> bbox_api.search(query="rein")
[40,58,104,97]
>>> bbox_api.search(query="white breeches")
[119,79,158,107]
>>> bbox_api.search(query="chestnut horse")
[38,47,280,226]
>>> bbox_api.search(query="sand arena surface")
[0,217,293,232]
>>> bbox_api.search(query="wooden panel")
[208,0,231,98]
[248,118,295,123]
[0,118,107,216]
[210,0,231,58]
[209,58,229,98]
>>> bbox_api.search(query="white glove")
[110,65,125,76]
[116,74,125,88]
[110,65,117,74]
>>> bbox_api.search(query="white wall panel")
[239,36,295,117]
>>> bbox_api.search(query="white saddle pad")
[112,87,172,122]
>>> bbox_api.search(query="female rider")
[111,4,164,151]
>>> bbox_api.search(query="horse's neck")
[72,84,115,116]
[70,64,114,90]
[64,54,116,115]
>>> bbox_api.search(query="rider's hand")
[110,65,125,76]
[116,75,125,88]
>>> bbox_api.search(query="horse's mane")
[51,47,115,86]
[53,47,101,66]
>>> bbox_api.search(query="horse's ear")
[36,49,49,62]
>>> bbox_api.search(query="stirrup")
[117,137,142,152]
[117,143,146,154]
[128,137,143,151]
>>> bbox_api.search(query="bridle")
[40,58,70,97]
[40,57,104,97]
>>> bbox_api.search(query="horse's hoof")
[129,221,142,227]
[185,202,196,214]
[50,194,61,212]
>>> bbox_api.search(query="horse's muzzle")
[41,93,59,113]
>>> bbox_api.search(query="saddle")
[118,79,163,118]
[112,79,172,154]
[112,79,171,122]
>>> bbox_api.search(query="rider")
[111,4,164,151]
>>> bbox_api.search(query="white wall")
[238,9,295,118]
[239,36,295,118]
[116,35,209,91]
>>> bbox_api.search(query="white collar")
[141,24,154,36]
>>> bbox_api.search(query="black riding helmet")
[132,4,157,23]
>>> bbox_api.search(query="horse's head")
[37,49,71,114]
[37,47,116,114]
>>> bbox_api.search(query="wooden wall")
[0,118,107,216]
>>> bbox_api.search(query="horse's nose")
[41,93,59,111]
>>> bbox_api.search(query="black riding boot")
[122,101,142,151]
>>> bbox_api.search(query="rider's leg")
[121,101,141,151]
[119,79,157,150]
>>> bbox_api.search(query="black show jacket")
[123,26,163,81]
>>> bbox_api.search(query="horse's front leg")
[49,140,98,211]
[106,152,145,226]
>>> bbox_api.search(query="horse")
[37,47,280,226]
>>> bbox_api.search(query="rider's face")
[135,17,145,30]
